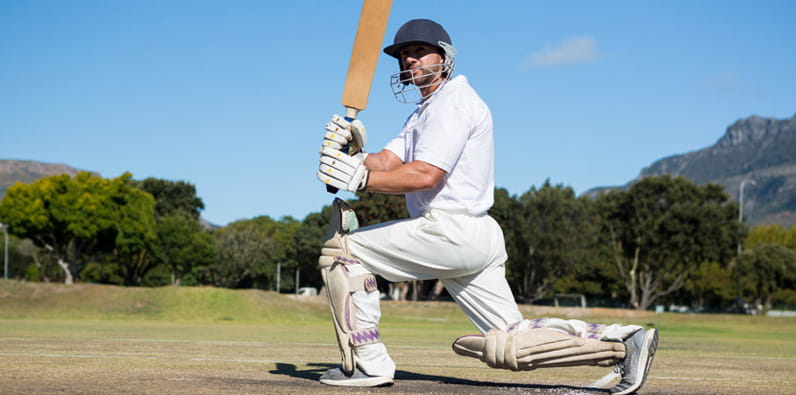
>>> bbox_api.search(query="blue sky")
[2,0,794,226]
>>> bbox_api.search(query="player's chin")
[412,74,437,87]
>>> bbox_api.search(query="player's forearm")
[365,161,445,194]
[363,149,402,172]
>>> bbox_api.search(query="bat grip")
[326,108,360,194]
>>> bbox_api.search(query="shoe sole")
[614,328,659,395]
[320,376,393,387]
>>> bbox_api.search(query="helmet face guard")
[389,41,456,103]
[384,19,456,103]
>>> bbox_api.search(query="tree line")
[1,172,794,312]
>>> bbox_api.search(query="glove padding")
[322,114,367,154]
[317,147,369,192]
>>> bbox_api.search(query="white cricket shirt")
[384,75,495,217]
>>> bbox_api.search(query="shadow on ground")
[269,362,610,393]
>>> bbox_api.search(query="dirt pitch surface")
[2,318,794,395]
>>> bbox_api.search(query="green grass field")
[1,280,795,394]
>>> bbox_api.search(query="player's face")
[400,44,445,90]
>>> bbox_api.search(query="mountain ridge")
[0,159,89,199]
[587,113,796,226]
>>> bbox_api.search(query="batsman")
[316,18,659,394]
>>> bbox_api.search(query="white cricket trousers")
[346,210,524,378]
[343,210,642,378]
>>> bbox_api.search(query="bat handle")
[326,107,361,194]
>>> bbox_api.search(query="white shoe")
[319,367,393,387]
[610,328,659,394]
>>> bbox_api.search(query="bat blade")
[341,0,392,114]
[328,0,392,194]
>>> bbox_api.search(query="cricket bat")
[327,0,392,194]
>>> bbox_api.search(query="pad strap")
[351,327,380,346]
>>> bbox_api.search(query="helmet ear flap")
[438,41,456,78]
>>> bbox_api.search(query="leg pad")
[453,328,625,371]
[322,256,380,375]
[319,198,359,268]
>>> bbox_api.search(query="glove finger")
[321,141,344,150]
[317,170,348,191]
[323,130,350,146]
[329,114,351,129]
[319,163,355,183]
[325,122,353,139]
[319,158,356,180]
[320,146,362,169]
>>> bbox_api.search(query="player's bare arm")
[362,149,402,171]
[364,157,445,194]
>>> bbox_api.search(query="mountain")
[586,114,796,226]
[0,160,89,200]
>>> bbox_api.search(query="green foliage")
[292,209,330,289]
[127,177,214,286]
[597,176,741,310]
[735,243,796,309]
[1,236,37,280]
[80,260,124,285]
[130,178,205,219]
[349,193,409,226]
[2,166,787,315]
[683,261,736,311]
[0,172,155,284]
[489,188,526,298]
[151,213,217,286]
[210,217,301,289]
[746,224,796,251]
[243,215,301,290]
[502,181,598,302]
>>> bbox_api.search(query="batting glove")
[317,147,369,192]
[321,114,367,154]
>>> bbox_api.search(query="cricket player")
[316,18,658,394]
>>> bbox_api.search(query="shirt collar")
[417,75,459,109]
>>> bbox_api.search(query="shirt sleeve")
[384,129,407,162]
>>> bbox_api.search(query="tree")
[152,213,216,286]
[734,244,796,310]
[745,224,796,251]
[349,193,409,226]
[211,220,276,288]
[293,209,329,291]
[0,172,155,284]
[596,176,740,310]
[130,178,205,219]
[4,236,40,281]
[682,261,736,311]
[130,177,210,286]
[510,181,598,302]
[245,215,301,290]
[489,188,526,295]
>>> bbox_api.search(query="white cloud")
[525,37,597,67]
[704,72,741,92]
